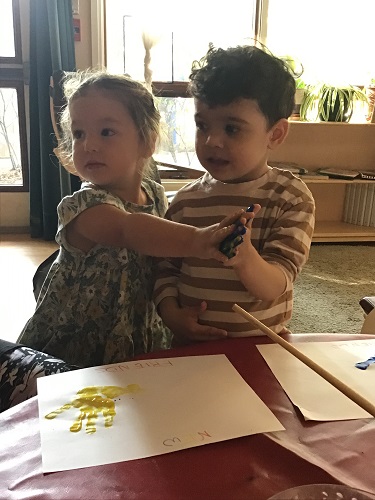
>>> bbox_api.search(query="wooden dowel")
[232,303,375,418]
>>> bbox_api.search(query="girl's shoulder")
[57,183,125,226]
[141,178,168,216]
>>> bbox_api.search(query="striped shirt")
[154,167,315,336]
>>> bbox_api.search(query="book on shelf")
[350,184,361,224]
[356,184,369,226]
[343,184,355,223]
[299,172,330,180]
[367,184,375,227]
[268,161,308,175]
[316,168,360,179]
[358,171,375,181]
[343,183,375,227]
[362,184,374,226]
[268,162,332,179]
[316,168,375,180]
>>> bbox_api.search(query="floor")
[0,234,58,343]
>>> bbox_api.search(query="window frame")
[0,0,29,192]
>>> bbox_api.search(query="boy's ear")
[268,118,289,149]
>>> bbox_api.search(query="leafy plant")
[280,54,304,80]
[295,77,306,89]
[300,83,368,122]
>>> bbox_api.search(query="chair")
[33,249,59,300]
[359,296,375,334]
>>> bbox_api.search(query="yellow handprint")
[45,384,141,434]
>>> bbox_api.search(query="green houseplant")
[300,83,368,122]
[279,55,305,119]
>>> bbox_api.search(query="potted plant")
[292,77,306,120]
[279,55,305,119]
[365,78,375,122]
[300,83,368,122]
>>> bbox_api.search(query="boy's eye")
[195,121,207,132]
[72,130,83,140]
[225,124,239,135]
[101,128,115,137]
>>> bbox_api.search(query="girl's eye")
[225,124,239,135]
[101,128,115,137]
[72,130,83,140]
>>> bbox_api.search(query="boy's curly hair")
[189,45,296,127]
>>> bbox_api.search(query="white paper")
[257,339,375,421]
[37,354,284,472]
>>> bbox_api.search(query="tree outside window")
[0,0,28,191]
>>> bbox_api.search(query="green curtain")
[29,0,80,240]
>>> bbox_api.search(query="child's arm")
[226,202,311,301]
[229,240,288,300]
[65,204,252,261]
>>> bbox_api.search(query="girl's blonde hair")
[57,69,161,177]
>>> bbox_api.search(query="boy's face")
[194,98,278,183]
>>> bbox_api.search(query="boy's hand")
[192,208,260,263]
[223,204,261,266]
[160,299,227,342]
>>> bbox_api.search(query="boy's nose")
[205,133,223,148]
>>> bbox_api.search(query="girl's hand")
[191,209,255,262]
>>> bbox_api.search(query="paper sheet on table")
[257,339,375,421]
[37,354,284,473]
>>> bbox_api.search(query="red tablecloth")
[1,334,375,500]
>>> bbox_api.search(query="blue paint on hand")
[220,205,255,258]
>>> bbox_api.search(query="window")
[265,0,375,86]
[105,0,256,169]
[104,0,375,167]
[0,0,28,191]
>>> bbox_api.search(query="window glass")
[0,87,23,186]
[155,97,204,169]
[0,0,28,190]
[106,0,255,167]
[106,0,255,81]
[266,0,375,86]
[0,0,15,58]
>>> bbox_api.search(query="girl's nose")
[84,135,99,152]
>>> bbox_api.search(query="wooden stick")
[232,303,375,418]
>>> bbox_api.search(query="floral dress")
[17,179,172,368]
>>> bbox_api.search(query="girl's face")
[194,98,281,183]
[70,89,150,196]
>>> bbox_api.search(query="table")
[1,333,375,500]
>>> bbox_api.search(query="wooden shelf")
[313,221,375,242]
[303,177,374,184]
